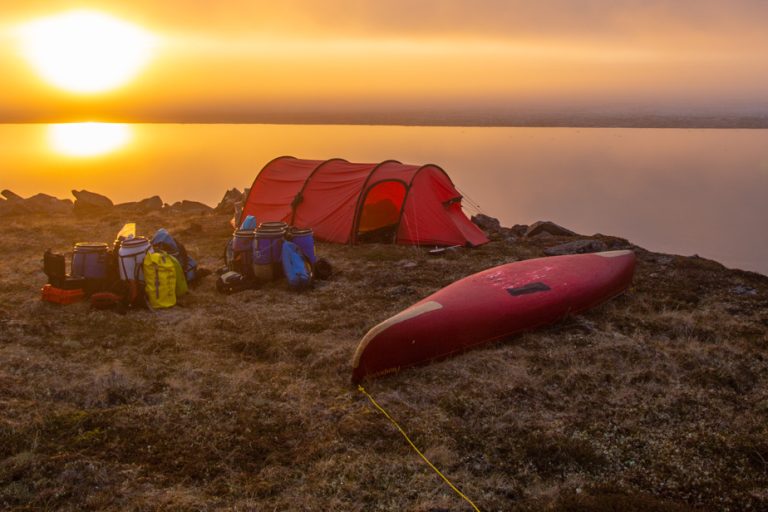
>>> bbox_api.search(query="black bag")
[216,271,254,294]
[44,249,87,290]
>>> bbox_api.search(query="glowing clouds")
[18,10,155,93]
[49,123,132,157]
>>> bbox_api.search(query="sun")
[49,123,132,157]
[18,10,155,93]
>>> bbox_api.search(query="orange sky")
[1,0,768,122]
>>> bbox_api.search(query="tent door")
[355,180,407,243]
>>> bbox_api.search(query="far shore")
[4,113,768,129]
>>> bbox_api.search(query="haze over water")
[1,123,766,275]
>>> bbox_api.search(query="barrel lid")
[120,236,149,247]
[234,229,255,238]
[74,242,109,250]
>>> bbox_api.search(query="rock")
[525,221,577,238]
[178,223,204,236]
[509,224,529,236]
[544,239,608,256]
[72,190,114,215]
[115,196,164,214]
[731,285,758,296]
[166,200,214,214]
[215,188,246,214]
[1,190,24,201]
[0,199,30,216]
[471,214,502,233]
[24,193,73,214]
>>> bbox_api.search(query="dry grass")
[1,212,767,511]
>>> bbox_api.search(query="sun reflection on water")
[49,122,132,157]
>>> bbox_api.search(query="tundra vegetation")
[1,209,766,511]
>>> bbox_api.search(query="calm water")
[1,124,767,274]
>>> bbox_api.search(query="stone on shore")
[215,188,246,214]
[525,220,578,238]
[471,213,502,233]
[115,196,164,214]
[1,190,24,202]
[25,193,73,214]
[166,200,214,214]
[543,239,609,256]
[72,190,114,215]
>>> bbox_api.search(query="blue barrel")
[253,227,285,281]
[232,229,255,277]
[71,243,109,279]
[287,227,316,265]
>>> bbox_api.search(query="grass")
[0,211,766,510]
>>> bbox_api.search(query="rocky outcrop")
[471,213,502,233]
[0,190,72,215]
[115,196,164,214]
[25,193,73,214]
[165,200,214,214]
[543,239,609,256]
[215,188,247,214]
[72,190,114,215]
[525,221,578,238]
[1,190,24,202]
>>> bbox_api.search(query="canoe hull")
[351,250,636,383]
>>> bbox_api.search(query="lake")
[1,124,767,275]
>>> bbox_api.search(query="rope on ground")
[357,385,481,512]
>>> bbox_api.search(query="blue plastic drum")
[232,229,255,277]
[71,243,109,279]
[287,227,316,265]
[252,227,285,281]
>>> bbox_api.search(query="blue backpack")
[282,241,312,289]
[151,228,198,283]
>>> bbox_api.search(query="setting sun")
[17,10,155,94]
[49,122,132,156]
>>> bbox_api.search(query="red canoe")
[351,250,636,383]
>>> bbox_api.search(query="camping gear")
[43,249,66,284]
[351,250,636,383]
[151,228,198,283]
[232,229,255,277]
[286,227,316,265]
[282,241,312,289]
[169,255,188,297]
[143,251,177,309]
[71,243,109,280]
[118,236,151,304]
[252,225,285,281]
[240,214,258,231]
[240,157,489,246]
[41,284,85,305]
[90,292,123,310]
[313,258,333,280]
[118,237,151,280]
[216,271,253,294]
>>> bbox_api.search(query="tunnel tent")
[241,156,489,247]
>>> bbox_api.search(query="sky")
[1,0,768,122]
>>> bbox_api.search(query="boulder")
[72,190,114,215]
[116,196,164,214]
[0,199,30,216]
[1,190,24,202]
[25,193,73,214]
[471,214,502,233]
[525,221,577,238]
[215,188,246,214]
[543,239,608,256]
[166,200,214,214]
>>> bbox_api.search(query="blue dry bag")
[281,241,312,289]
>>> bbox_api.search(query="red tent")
[241,156,489,246]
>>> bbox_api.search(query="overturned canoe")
[352,250,636,383]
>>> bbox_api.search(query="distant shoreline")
[3,114,768,129]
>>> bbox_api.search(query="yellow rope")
[358,385,481,512]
